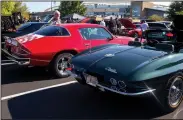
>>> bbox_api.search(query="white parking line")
[1,81,77,101]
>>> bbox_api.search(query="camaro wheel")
[51,53,73,78]
[158,74,183,113]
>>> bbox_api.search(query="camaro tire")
[50,53,73,78]
[157,73,183,113]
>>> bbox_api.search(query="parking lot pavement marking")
[1,81,77,101]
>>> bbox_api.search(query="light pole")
[51,0,52,11]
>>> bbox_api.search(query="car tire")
[157,73,183,113]
[50,53,73,78]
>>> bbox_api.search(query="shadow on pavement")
[1,65,54,85]
[7,83,167,119]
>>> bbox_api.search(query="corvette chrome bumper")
[1,49,30,66]
[96,84,156,96]
[69,72,156,96]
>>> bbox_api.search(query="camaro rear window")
[34,26,70,36]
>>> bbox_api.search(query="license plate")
[84,74,98,87]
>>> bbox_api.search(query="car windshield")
[17,23,31,31]
[42,15,53,22]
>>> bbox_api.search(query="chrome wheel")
[57,56,72,76]
[168,77,183,108]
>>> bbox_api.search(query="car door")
[79,27,122,50]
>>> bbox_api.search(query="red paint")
[6,23,135,67]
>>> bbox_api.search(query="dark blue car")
[2,22,48,42]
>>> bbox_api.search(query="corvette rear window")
[34,26,70,36]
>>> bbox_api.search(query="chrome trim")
[68,71,155,96]
[2,49,30,66]
[1,60,17,66]
[97,84,156,96]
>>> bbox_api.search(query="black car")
[2,22,48,43]
[70,15,183,113]
[147,22,169,30]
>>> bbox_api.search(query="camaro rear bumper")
[69,72,156,96]
[1,48,30,66]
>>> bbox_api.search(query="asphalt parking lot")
[1,64,183,119]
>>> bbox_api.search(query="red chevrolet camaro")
[3,23,135,78]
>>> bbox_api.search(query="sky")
[24,2,171,12]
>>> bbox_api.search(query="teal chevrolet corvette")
[69,15,183,112]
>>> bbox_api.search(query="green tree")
[12,2,30,19]
[148,14,164,21]
[58,1,87,17]
[1,1,29,19]
[176,11,183,15]
[1,1,15,15]
[167,1,183,20]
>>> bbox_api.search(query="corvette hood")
[72,45,168,78]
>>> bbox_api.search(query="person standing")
[108,17,117,35]
[50,10,61,25]
[116,18,122,35]
[100,18,106,27]
[140,20,149,38]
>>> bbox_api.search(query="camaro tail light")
[18,44,31,56]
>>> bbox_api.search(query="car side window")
[34,26,70,36]
[59,28,70,36]
[79,27,112,40]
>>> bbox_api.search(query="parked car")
[118,18,142,37]
[2,22,48,43]
[147,22,170,30]
[70,17,183,112]
[2,23,136,77]
[128,22,171,38]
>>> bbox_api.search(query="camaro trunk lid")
[72,45,168,78]
[15,33,44,45]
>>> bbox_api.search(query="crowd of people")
[99,17,123,35]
